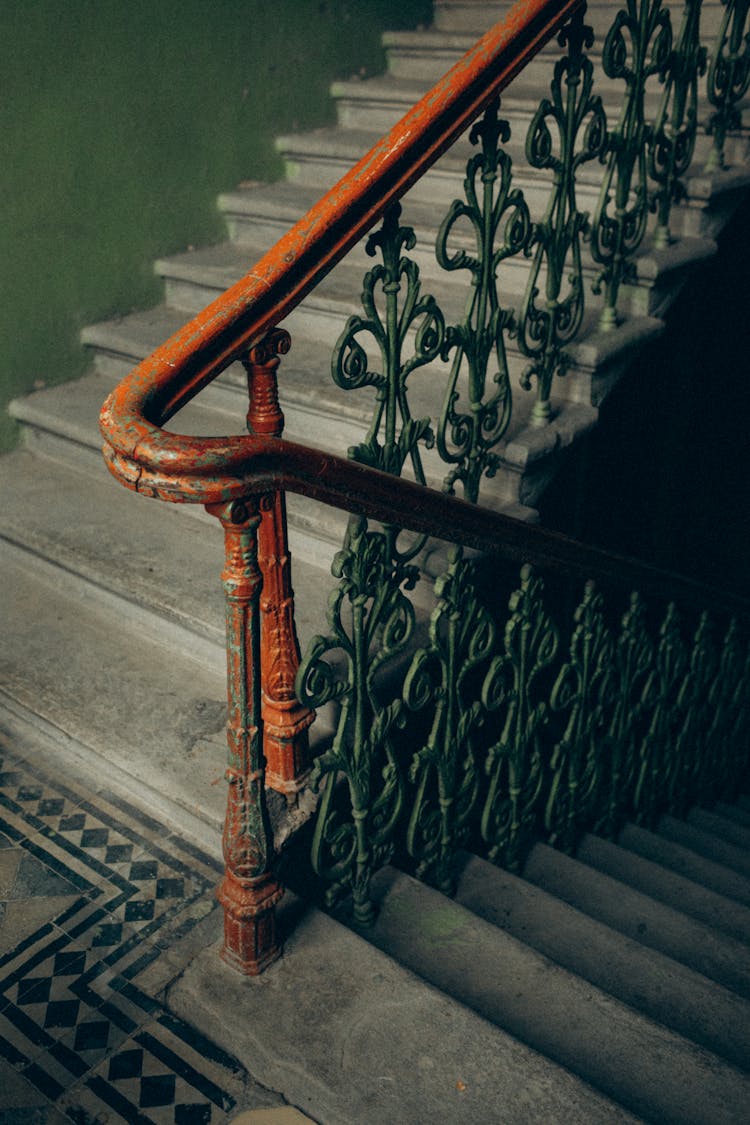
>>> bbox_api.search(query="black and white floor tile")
[0,736,286,1124]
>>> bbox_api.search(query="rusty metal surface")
[100,0,583,492]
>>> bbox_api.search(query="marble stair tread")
[715,800,750,829]
[433,0,728,38]
[343,865,750,1124]
[151,234,690,382]
[575,831,750,945]
[0,449,331,666]
[617,820,750,909]
[452,851,750,1071]
[657,813,750,879]
[522,841,750,998]
[688,805,750,850]
[168,897,644,1125]
[0,546,229,856]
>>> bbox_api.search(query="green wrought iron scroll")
[518,14,607,423]
[545,581,614,853]
[590,0,673,328]
[402,549,496,892]
[435,98,530,498]
[648,0,707,247]
[480,565,560,870]
[706,0,750,169]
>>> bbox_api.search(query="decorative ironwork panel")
[633,602,687,827]
[435,98,530,499]
[518,14,607,424]
[706,0,750,169]
[648,0,707,247]
[590,0,673,329]
[402,549,496,891]
[480,565,560,871]
[545,581,614,853]
[596,592,654,835]
[703,618,746,801]
[332,203,443,481]
[295,518,417,922]
[665,611,717,816]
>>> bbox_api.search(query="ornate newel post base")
[216,869,284,976]
[243,330,315,797]
[208,498,283,976]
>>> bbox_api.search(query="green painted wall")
[0,0,432,450]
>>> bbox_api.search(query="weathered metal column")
[208,497,283,975]
[242,329,314,796]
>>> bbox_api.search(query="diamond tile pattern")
[0,740,253,1123]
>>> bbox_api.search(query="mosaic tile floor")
[0,735,292,1124]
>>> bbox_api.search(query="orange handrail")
[100,0,583,486]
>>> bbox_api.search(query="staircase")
[167,803,750,1123]
[2,0,750,1120]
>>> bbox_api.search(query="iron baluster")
[207,499,283,975]
[435,98,530,498]
[648,0,707,247]
[402,549,496,892]
[665,611,717,816]
[295,519,414,922]
[590,0,673,329]
[596,592,653,835]
[545,581,614,853]
[518,12,608,424]
[332,203,443,480]
[706,0,750,170]
[702,618,745,800]
[480,565,560,871]
[633,602,687,827]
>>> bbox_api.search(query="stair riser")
[16,416,348,567]
[334,94,745,175]
[432,2,728,39]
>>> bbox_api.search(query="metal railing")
[101,0,750,973]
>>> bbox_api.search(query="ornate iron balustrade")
[101,0,750,973]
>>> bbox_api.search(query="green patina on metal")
[331,203,442,480]
[518,14,607,424]
[590,0,673,329]
[545,581,613,853]
[480,565,559,872]
[402,548,496,892]
[293,5,750,925]
[634,602,687,827]
[295,517,416,923]
[706,0,750,169]
[596,592,653,836]
[649,0,707,247]
[435,98,530,499]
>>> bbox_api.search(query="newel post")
[242,329,315,796]
[207,497,283,975]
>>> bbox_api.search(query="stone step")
[168,895,644,1125]
[716,800,750,829]
[331,68,748,171]
[348,865,750,1124]
[0,542,229,858]
[432,0,727,39]
[575,831,750,945]
[7,367,354,563]
[453,853,750,1073]
[689,805,750,850]
[80,306,592,514]
[617,821,750,909]
[523,841,750,998]
[152,231,704,417]
[657,813,750,879]
[0,449,332,670]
